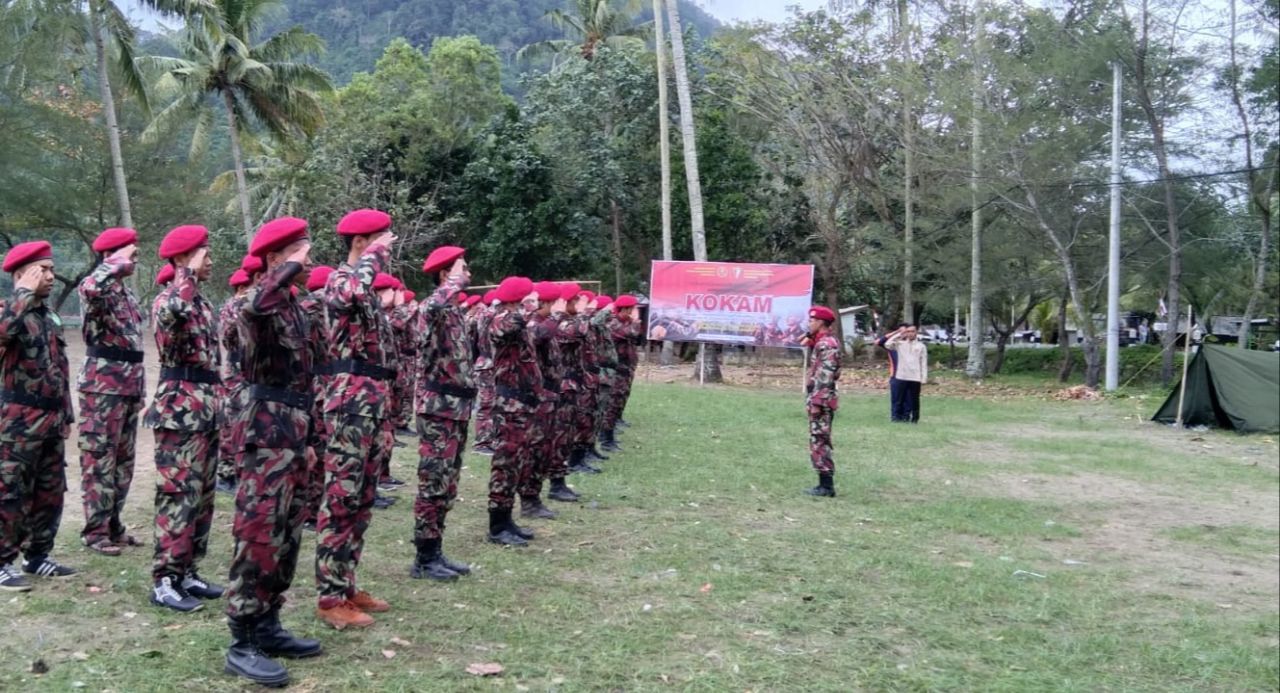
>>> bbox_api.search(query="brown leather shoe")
[349,590,390,613]
[316,601,375,630]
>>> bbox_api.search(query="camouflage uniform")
[604,313,638,432]
[0,287,73,568]
[805,331,842,474]
[471,305,497,448]
[76,255,145,546]
[299,292,331,525]
[487,304,543,510]
[412,276,474,542]
[225,261,313,620]
[144,266,221,583]
[554,312,590,471]
[217,294,247,486]
[390,303,416,432]
[589,310,618,437]
[518,310,567,499]
[313,245,396,609]
[572,312,600,452]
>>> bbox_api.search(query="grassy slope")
[2,382,1277,691]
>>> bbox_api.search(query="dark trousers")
[890,378,921,423]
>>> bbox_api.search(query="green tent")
[1152,344,1280,433]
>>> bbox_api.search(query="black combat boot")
[225,617,290,687]
[520,494,558,519]
[506,511,536,540]
[486,509,527,546]
[547,478,580,502]
[568,448,601,474]
[805,473,836,497]
[253,607,323,659]
[586,444,610,462]
[409,538,460,580]
[437,536,471,576]
[599,429,621,453]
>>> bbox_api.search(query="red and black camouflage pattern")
[518,309,566,498]
[225,261,312,619]
[0,288,71,566]
[76,255,145,545]
[299,291,331,525]
[470,304,497,447]
[590,310,619,435]
[805,330,842,474]
[151,428,217,580]
[318,246,395,420]
[604,313,641,431]
[487,303,543,510]
[389,302,416,431]
[216,294,247,485]
[411,276,474,541]
[144,266,221,431]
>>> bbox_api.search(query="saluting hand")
[367,232,396,253]
[14,265,41,293]
[186,248,208,271]
[551,297,567,313]
[109,244,137,264]
[448,257,469,283]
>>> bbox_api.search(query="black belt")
[87,346,144,363]
[496,385,538,408]
[160,366,220,384]
[248,384,311,410]
[424,381,477,399]
[0,389,63,411]
[320,358,396,381]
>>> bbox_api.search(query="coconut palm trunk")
[653,0,674,365]
[223,91,254,243]
[91,2,134,231]
[965,2,985,379]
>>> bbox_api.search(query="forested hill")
[264,0,721,86]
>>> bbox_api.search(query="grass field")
[2,376,1277,691]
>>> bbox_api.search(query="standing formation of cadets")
[0,212,647,687]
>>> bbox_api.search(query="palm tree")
[142,0,333,242]
[87,1,205,237]
[516,0,649,63]
[652,0,675,365]
[663,0,703,261]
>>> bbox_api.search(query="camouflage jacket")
[320,246,395,420]
[414,277,474,421]
[609,314,640,375]
[0,288,72,440]
[470,305,496,373]
[579,311,600,388]
[589,309,619,375]
[218,294,246,390]
[805,330,841,410]
[554,312,590,393]
[488,304,544,414]
[528,310,566,409]
[239,261,313,449]
[299,291,330,447]
[144,267,221,431]
[76,256,145,397]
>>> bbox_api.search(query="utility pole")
[1105,61,1123,391]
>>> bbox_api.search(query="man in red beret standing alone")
[408,246,475,579]
[77,229,146,556]
[313,209,397,630]
[222,216,324,687]
[0,241,77,591]
[146,225,224,611]
[803,306,842,497]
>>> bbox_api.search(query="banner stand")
[698,344,706,386]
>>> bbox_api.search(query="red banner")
[647,261,815,348]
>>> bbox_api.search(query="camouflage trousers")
[314,412,387,607]
[594,371,615,435]
[573,385,598,449]
[77,392,141,544]
[225,444,306,619]
[473,372,496,446]
[151,429,217,581]
[217,384,247,484]
[605,370,633,431]
[0,436,66,566]
[489,410,530,510]
[808,405,835,474]
[413,415,468,542]
[519,403,568,498]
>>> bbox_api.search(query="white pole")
[1174,305,1193,428]
[1105,61,1123,391]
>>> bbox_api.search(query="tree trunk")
[610,198,623,294]
[664,0,704,261]
[1056,291,1073,382]
[992,331,1008,373]
[223,91,254,244]
[653,0,675,365]
[93,4,134,233]
[965,3,985,379]
[899,0,915,325]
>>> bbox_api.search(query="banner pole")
[1174,305,1193,428]
[698,344,705,386]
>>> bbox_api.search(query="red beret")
[465,295,482,308]
[250,217,309,257]
[373,273,399,291]
[306,265,334,292]
[482,290,497,305]
[559,282,581,301]
[614,295,638,309]
[3,241,52,273]
[533,281,560,301]
[404,290,416,302]
[578,290,596,302]
[809,306,836,322]
[422,245,465,274]
[494,276,534,304]
[228,269,251,288]
[155,264,175,286]
[241,254,264,275]
[596,295,613,308]
[158,225,208,259]
[92,227,137,253]
[455,292,468,303]
[336,209,391,236]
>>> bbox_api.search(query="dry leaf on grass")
[466,662,504,676]
[389,637,412,647]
